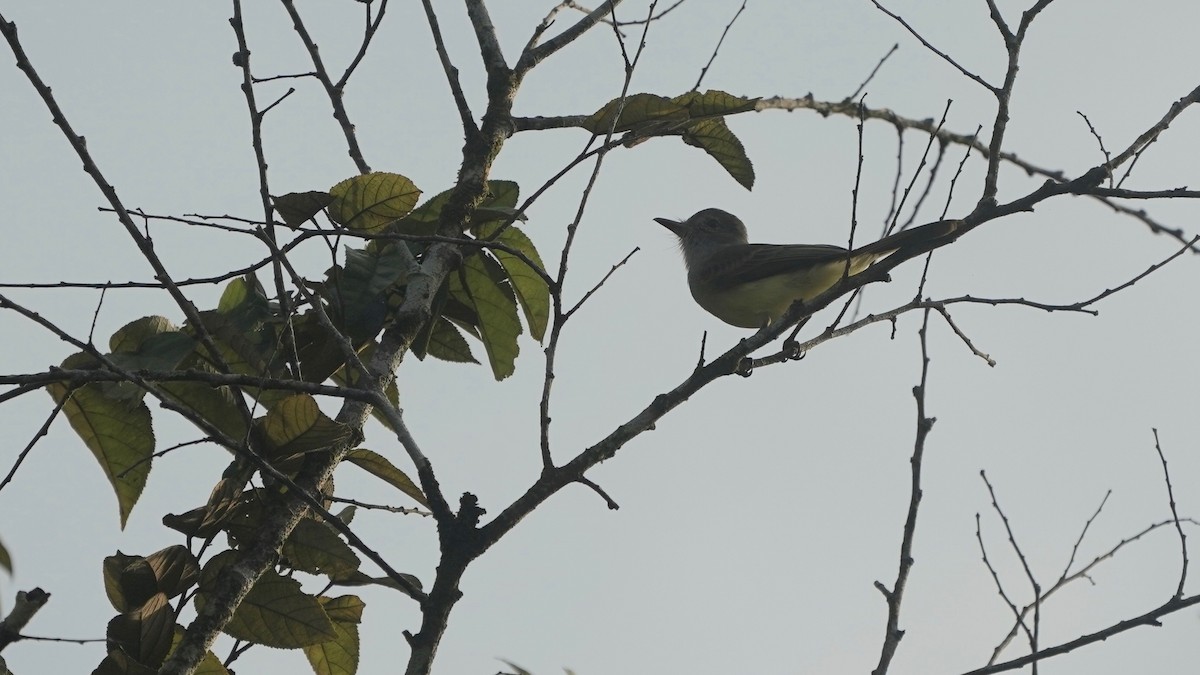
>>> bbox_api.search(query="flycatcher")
[655,208,958,328]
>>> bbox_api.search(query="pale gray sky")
[2,1,1199,674]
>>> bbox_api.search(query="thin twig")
[691,0,746,91]
[422,0,477,136]
[279,0,372,173]
[981,471,1042,663]
[0,396,67,494]
[1152,429,1189,598]
[869,1,995,91]
[871,307,937,675]
[845,43,899,102]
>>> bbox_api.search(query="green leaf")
[681,117,756,190]
[283,518,361,578]
[322,243,411,344]
[104,317,196,401]
[332,570,423,600]
[216,277,249,314]
[144,545,200,599]
[159,362,249,441]
[162,458,253,539]
[303,596,363,675]
[397,180,521,236]
[450,254,522,380]
[106,592,174,668]
[0,535,10,575]
[273,191,334,229]
[193,310,276,378]
[328,172,421,234]
[582,93,689,134]
[260,394,352,458]
[320,595,364,624]
[103,547,200,612]
[198,551,337,648]
[473,223,549,342]
[217,274,269,319]
[670,89,760,118]
[104,552,157,612]
[344,449,428,507]
[422,318,478,364]
[47,352,153,528]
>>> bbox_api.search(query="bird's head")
[654,208,749,247]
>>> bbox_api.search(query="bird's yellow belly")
[691,262,848,328]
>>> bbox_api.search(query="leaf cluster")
[583,90,759,189]
[40,172,551,673]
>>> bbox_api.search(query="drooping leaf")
[344,448,428,507]
[303,595,363,675]
[473,223,549,342]
[582,93,689,134]
[106,592,174,668]
[273,191,334,229]
[422,318,478,364]
[328,172,421,234]
[260,394,352,458]
[47,352,153,528]
[198,552,336,648]
[581,90,758,189]
[681,117,756,190]
[0,536,10,575]
[103,547,200,614]
[144,545,200,600]
[282,518,361,578]
[449,254,522,380]
[103,552,157,612]
[332,570,423,600]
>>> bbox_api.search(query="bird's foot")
[783,340,806,361]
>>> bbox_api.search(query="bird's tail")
[852,219,961,258]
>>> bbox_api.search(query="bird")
[655,208,958,328]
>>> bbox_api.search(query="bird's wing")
[695,243,854,288]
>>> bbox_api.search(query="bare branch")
[0,13,243,388]
[517,0,625,73]
[691,0,746,91]
[872,307,937,675]
[869,1,995,92]
[278,0,372,173]
[845,43,899,102]
[422,0,477,136]
[1151,429,1189,598]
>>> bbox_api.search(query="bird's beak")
[654,217,685,237]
